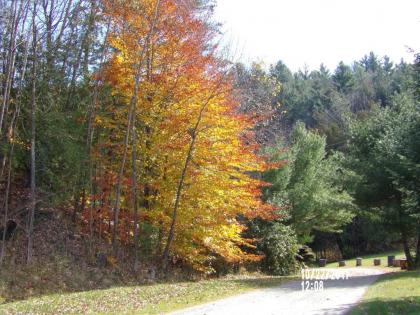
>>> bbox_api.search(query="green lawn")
[326,250,405,269]
[0,274,295,315]
[350,270,420,315]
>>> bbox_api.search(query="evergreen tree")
[263,122,354,243]
[346,94,420,268]
[332,61,354,93]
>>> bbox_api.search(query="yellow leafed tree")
[88,0,276,272]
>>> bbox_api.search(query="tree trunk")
[111,0,161,253]
[161,129,197,267]
[65,0,97,110]
[415,229,420,269]
[401,230,414,269]
[335,233,344,258]
[131,113,139,270]
[0,22,31,180]
[27,0,37,265]
[161,92,218,268]
[0,140,15,265]
[0,0,18,135]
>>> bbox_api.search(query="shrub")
[259,223,300,275]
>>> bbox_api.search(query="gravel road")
[171,268,387,315]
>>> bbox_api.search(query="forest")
[0,0,419,296]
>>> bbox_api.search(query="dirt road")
[171,268,387,315]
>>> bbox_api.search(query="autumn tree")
[89,0,275,271]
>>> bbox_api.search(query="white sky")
[214,0,420,72]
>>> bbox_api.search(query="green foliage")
[240,54,417,261]
[414,53,420,99]
[346,93,420,267]
[139,222,160,259]
[258,222,300,275]
[333,61,354,93]
[264,123,355,242]
[339,211,400,257]
[259,54,414,146]
[36,110,88,198]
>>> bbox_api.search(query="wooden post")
[374,258,381,266]
[387,255,395,267]
[339,260,346,267]
[356,257,362,266]
[400,259,407,270]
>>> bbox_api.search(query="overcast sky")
[214,0,420,72]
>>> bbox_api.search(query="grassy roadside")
[349,270,420,315]
[326,251,405,269]
[0,274,296,314]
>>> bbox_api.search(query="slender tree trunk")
[0,33,29,263]
[111,0,161,252]
[88,167,94,254]
[81,0,97,76]
[0,22,30,179]
[54,0,74,49]
[161,93,217,267]
[27,0,37,265]
[111,93,134,252]
[65,0,96,110]
[80,188,86,213]
[131,114,139,270]
[401,230,414,268]
[161,130,197,267]
[72,188,80,223]
[0,0,21,135]
[42,0,53,82]
[415,230,420,268]
[86,18,111,152]
[0,0,17,126]
[77,17,110,251]
[0,141,15,265]
[335,233,344,258]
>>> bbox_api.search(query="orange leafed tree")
[85,0,276,272]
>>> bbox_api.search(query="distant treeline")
[235,52,420,269]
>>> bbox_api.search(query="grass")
[326,250,405,269]
[0,214,297,314]
[349,270,420,315]
[0,274,296,314]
